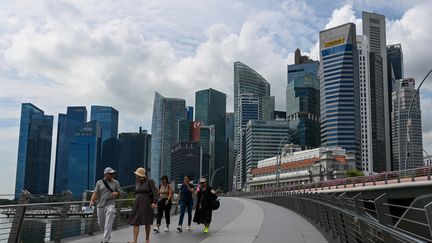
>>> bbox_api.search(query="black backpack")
[211,197,220,210]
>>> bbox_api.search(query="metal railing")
[0,190,180,243]
[242,166,432,194]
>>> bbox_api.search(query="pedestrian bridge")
[65,197,326,243]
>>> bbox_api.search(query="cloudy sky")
[1,0,432,195]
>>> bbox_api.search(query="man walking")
[90,167,121,243]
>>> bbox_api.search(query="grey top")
[94,179,121,208]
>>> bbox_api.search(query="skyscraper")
[117,128,151,188]
[287,50,320,149]
[68,121,102,198]
[225,112,234,191]
[90,106,119,142]
[195,88,227,191]
[392,78,423,170]
[171,141,201,185]
[15,104,53,198]
[319,23,361,165]
[150,92,186,181]
[387,44,404,93]
[54,106,87,194]
[363,11,391,171]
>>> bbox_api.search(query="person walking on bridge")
[193,177,217,233]
[176,175,194,232]
[154,175,173,233]
[127,167,158,243]
[89,167,122,243]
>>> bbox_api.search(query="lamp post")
[404,69,432,171]
[210,166,225,187]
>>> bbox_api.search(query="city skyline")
[2,1,432,194]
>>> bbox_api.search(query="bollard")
[8,190,30,243]
[54,190,72,242]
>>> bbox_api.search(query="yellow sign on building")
[324,38,345,48]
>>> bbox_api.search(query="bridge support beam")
[8,190,30,243]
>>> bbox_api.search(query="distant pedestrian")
[153,175,173,233]
[127,167,158,243]
[89,167,122,243]
[193,177,217,233]
[176,176,194,232]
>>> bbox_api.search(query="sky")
[1,0,432,195]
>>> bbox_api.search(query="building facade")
[54,106,87,194]
[245,120,290,171]
[150,92,186,181]
[68,121,102,198]
[319,23,361,166]
[248,146,355,191]
[90,106,119,142]
[392,78,423,170]
[195,88,227,191]
[287,53,320,149]
[171,141,201,185]
[363,11,391,172]
[225,112,235,191]
[15,104,53,198]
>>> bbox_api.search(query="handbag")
[211,196,220,210]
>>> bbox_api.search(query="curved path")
[66,197,326,243]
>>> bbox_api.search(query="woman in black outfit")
[193,177,217,233]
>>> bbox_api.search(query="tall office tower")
[357,36,373,173]
[387,44,404,93]
[195,88,227,190]
[171,141,201,185]
[392,78,423,171]
[54,106,87,194]
[68,121,102,198]
[90,106,119,142]
[150,92,186,181]
[294,48,314,64]
[15,104,53,198]
[245,120,290,171]
[225,112,234,191]
[116,128,151,188]
[319,23,361,166]
[287,50,320,149]
[363,11,391,171]
[186,106,194,121]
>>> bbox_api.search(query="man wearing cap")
[90,167,122,243]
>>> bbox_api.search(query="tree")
[346,169,364,177]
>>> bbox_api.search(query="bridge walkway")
[65,197,327,243]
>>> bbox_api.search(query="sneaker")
[177,226,182,232]
[186,226,191,231]
[164,226,169,232]
[203,226,209,234]
[153,227,159,233]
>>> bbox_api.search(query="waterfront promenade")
[65,197,327,243]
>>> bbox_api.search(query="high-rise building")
[150,92,186,181]
[319,23,361,166]
[195,88,227,191]
[15,104,53,198]
[294,48,314,65]
[287,50,320,149]
[225,112,234,191]
[363,11,391,171]
[392,78,423,170]
[387,44,404,93]
[186,106,194,121]
[116,128,151,188]
[54,106,87,194]
[171,141,201,185]
[245,120,291,171]
[274,111,286,120]
[357,36,373,173]
[90,106,119,142]
[68,121,102,198]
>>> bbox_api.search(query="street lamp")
[404,69,432,171]
[210,166,225,187]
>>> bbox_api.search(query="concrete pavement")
[65,197,327,243]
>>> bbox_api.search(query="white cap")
[104,167,116,174]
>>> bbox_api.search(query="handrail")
[0,198,135,209]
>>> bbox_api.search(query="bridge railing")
[0,190,145,243]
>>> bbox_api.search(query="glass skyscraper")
[287,57,320,149]
[90,106,119,142]
[195,88,227,191]
[68,121,102,198]
[54,106,87,194]
[15,103,53,198]
[319,23,361,166]
[233,61,275,190]
[150,92,186,181]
